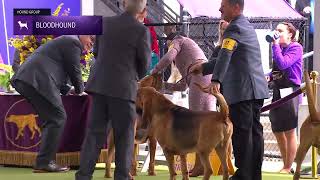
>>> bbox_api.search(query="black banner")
[14,9,51,16]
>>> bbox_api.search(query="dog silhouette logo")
[4,99,42,149]
[6,114,41,140]
[17,21,28,30]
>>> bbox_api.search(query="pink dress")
[153,36,216,111]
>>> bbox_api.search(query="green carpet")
[0,167,294,180]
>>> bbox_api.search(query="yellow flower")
[41,38,47,44]
[29,47,35,53]
[23,41,32,48]
[30,35,37,43]
[19,54,26,64]
[23,35,29,41]
[84,52,94,61]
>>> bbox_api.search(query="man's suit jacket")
[85,12,151,102]
[11,35,84,107]
[203,15,269,105]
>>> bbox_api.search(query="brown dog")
[135,84,233,180]
[6,114,41,140]
[105,73,162,178]
[294,71,320,180]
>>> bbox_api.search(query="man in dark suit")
[75,0,151,179]
[190,0,269,179]
[10,35,94,172]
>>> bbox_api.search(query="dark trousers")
[13,80,66,167]
[229,99,264,180]
[75,94,135,180]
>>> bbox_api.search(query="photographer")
[267,22,303,174]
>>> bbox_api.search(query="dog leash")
[175,72,191,84]
[175,61,202,84]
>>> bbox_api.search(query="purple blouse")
[272,42,303,86]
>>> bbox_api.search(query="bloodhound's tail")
[194,82,229,121]
[304,71,320,123]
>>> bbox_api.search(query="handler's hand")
[189,63,204,75]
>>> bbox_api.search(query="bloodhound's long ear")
[152,73,163,91]
[137,87,155,129]
[141,93,153,129]
[139,75,153,88]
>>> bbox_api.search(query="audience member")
[268,22,302,174]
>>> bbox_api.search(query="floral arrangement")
[80,51,94,82]
[7,3,93,81]
[0,64,13,92]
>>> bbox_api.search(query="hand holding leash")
[189,63,203,75]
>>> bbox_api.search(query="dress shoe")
[33,161,70,173]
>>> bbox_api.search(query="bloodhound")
[105,73,162,178]
[136,83,233,180]
[294,71,320,180]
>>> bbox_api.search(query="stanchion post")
[310,71,318,178]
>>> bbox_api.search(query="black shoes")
[33,161,70,173]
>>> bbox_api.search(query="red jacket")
[144,18,159,56]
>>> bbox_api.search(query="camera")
[265,31,280,43]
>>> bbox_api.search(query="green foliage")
[0,71,12,92]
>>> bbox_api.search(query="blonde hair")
[125,0,147,14]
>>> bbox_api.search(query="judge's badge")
[222,38,237,51]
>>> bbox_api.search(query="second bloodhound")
[136,83,233,180]
[105,73,162,178]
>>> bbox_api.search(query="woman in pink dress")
[152,33,216,176]
[152,33,216,111]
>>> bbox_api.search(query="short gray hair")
[125,0,147,14]
[228,0,244,10]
